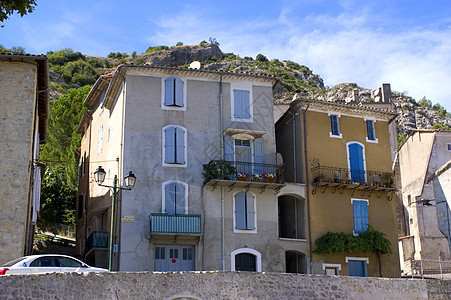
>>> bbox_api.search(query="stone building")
[275,94,400,277]
[0,53,49,264]
[76,64,308,272]
[398,130,451,274]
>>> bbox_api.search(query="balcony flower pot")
[263,173,277,183]
[237,172,249,181]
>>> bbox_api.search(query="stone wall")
[1,271,450,299]
[0,61,37,264]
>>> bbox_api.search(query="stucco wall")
[1,271,449,299]
[0,61,37,264]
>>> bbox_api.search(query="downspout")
[302,101,313,274]
[85,112,93,259]
[219,74,225,270]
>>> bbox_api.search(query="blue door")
[348,143,365,183]
[348,260,367,277]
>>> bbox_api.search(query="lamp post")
[94,166,136,271]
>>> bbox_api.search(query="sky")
[2,0,451,110]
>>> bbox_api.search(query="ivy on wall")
[314,226,392,276]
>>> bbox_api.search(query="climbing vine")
[314,226,392,276]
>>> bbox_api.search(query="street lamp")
[94,166,136,271]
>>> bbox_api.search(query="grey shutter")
[235,193,246,230]
[165,77,175,106]
[224,135,234,162]
[246,194,255,230]
[175,127,185,164]
[165,183,176,214]
[253,138,264,174]
[175,78,184,107]
[233,89,242,118]
[175,182,186,214]
[164,127,175,163]
[241,90,251,119]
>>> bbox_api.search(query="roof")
[0,53,49,143]
[103,64,278,110]
[284,98,398,122]
[75,110,92,134]
[84,73,113,106]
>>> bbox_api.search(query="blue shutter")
[175,78,184,107]
[349,143,365,182]
[175,182,186,214]
[233,89,242,118]
[165,127,175,163]
[353,200,368,233]
[366,120,375,140]
[165,77,175,106]
[233,90,250,119]
[348,260,366,277]
[330,115,339,135]
[246,194,255,230]
[253,138,264,174]
[235,193,246,229]
[224,135,234,162]
[175,127,185,164]
[165,183,176,214]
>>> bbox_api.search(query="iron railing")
[311,165,394,188]
[150,213,201,234]
[203,160,284,184]
[85,231,108,253]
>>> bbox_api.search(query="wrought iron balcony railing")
[150,213,201,235]
[202,160,284,184]
[85,231,108,253]
[311,165,395,189]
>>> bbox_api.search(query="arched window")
[231,248,262,272]
[347,142,366,183]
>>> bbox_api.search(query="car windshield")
[2,257,26,267]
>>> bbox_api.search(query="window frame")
[162,181,188,214]
[364,118,378,143]
[233,191,257,233]
[161,76,187,111]
[328,112,342,138]
[231,82,253,123]
[162,125,187,167]
[97,125,103,155]
[231,248,262,272]
[351,198,369,235]
[322,263,342,275]
[346,141,367,183]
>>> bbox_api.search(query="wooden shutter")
[165,182,176,214]
[175,127,185,164]
[235,193,246,229]
[330,115,339,135]
[233,89,250,119]
[253,138,264,174]
[246,194,255,230]
[175,78,184,107]
[175,182,186,214]
[353,200,368,233]
[366,120,375,140]
[165,77,175,106]
[164,127,175,163]
[349,143,365,182]
[224,135,234,162]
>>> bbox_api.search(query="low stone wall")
[0,271,449,299]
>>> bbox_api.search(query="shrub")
[256,53,268,62]
[146,45,169,53]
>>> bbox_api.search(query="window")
[345,257,368,277]
[163,77,184,109]
[163,125,187,166]
[365,119,378,143]
[447,143,451,151]
[163,181,187,214]
[231,248,262,272]
[329,113,342,138]
[97,125,103,154]
[352,199,368,234]
[99,91,105,115]
[234,192,255,231]
[224,135,264,174]
[407,195,412,206]
[347,142,366,183]
[322,263,341,275]
[232,89,252,122]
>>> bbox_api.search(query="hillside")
[16,42,450,140]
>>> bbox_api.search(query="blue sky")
[2,0,451,110]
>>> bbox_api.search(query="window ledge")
[329,132,342,139]
[366,137,378,143]
[278,238,307,242]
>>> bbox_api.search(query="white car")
[0,254,108,275]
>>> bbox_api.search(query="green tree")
[47,48,83,66]
[0,0,37,26]
[256,54,268,62]
[60,60,97,86]
[38,166,77,230]
[40,86,90,189]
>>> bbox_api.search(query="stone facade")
[1,271,450,299]
[0,55,48,264]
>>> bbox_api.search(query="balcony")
[150,213,201,235]
[203,160,286,193]
[311,165,395,194]
[85,231,108,254]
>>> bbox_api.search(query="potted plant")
[263,173,277,183]
[202,160,236,183]
[237,172,249,181]
[252,174,262,182]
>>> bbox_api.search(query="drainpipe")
[219,74,225,270]
[302,101,313,274]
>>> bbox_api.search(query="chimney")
[381,83,391,103]
[353,89,359,102]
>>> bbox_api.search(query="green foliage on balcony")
[202,160,236,183]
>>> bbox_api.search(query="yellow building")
[276,95,400,277]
